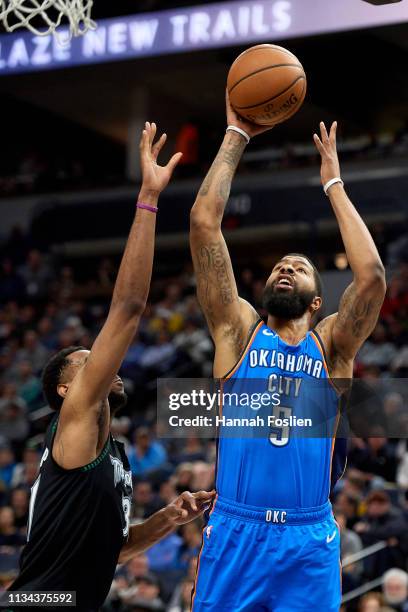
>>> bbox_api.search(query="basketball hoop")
[0,0,96,40]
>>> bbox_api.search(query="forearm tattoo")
[199,243,235,305]
[195,241,237,330]
[198,136,246,205]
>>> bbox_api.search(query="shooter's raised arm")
[190,93,272,377]
[313,121,386,375]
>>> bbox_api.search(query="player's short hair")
[284,253,323,297]
[42,346,86,411]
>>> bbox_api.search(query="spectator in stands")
[9,486,29,530]
[167,577,195,612]
[128,427,167,477]
[358,591,392,611]
[348,435,399,483]
[172,436,206,465]
[173,318,213,369]
[19,249,53,300]
[0,442,15,489]
[132,480,163,520]
[14,361,42,411]
[155,284,184,321]
[110,416,132,453]
[173,463,194,495]
[0,259,25,304]
[334,492,362,531]
[128,572,165,610]
[382,568,408,611]
[125,554,150,583]
[139,330,178,375]
[106,554,155,610]
[336,511,363,591]
[0,506,25,546]
[145,528,182,573]
[11,447,39,488]
[392,346,408,377]
[36,317,58,351]
[120,332,146,382]
[0,383,29,444]
[357,323,397,370]
[50,266,75,301]
[15,331,49,374]
[158,479,177,506]
[354,491,408,579]
[175,521,202,571]
[191,461,214,492]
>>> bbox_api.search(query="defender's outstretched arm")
[314,122,386,373]
[54,123,182,468]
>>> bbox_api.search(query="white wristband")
[226,125,250,144]
[324,177,344,196]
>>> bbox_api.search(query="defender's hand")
[163,490,216,526]
[313,121,341,186]
[226,89,274,139]
[139,122,182,195]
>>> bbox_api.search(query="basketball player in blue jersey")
[189,94,386,611]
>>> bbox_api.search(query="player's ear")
[57,383,69,399]
[311,296,322,313]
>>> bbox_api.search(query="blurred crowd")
[1,121,408,198]
[0,225,407,611]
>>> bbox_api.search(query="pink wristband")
[137,202,158,213]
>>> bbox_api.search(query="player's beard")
[262,284,316,319]
[108,389,128,415]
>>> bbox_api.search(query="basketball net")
[0,0,96,41]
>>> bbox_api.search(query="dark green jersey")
[10,417,133,611]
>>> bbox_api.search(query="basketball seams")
[233,74,306,110]
[234,44,299,62]
[227,43,306,125]
[228,63,304,95]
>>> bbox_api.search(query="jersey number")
[122,496,131,537]
[269,405,292,448]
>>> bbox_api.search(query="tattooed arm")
[314,122,386,376]
[190,94,273,377]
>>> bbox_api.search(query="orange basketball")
[227,44,307,126]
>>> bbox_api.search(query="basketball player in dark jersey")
[189,95,386,610]
[7,123,215,612]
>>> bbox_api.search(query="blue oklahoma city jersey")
[216,320,345,509]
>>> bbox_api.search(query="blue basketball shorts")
[192,496,341,611]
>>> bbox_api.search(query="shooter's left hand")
[313,121,341,186]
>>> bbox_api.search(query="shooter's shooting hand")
[226,89,274,138]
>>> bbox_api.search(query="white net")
[0,0,96,39]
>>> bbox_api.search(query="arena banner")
[0,0,407,75]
